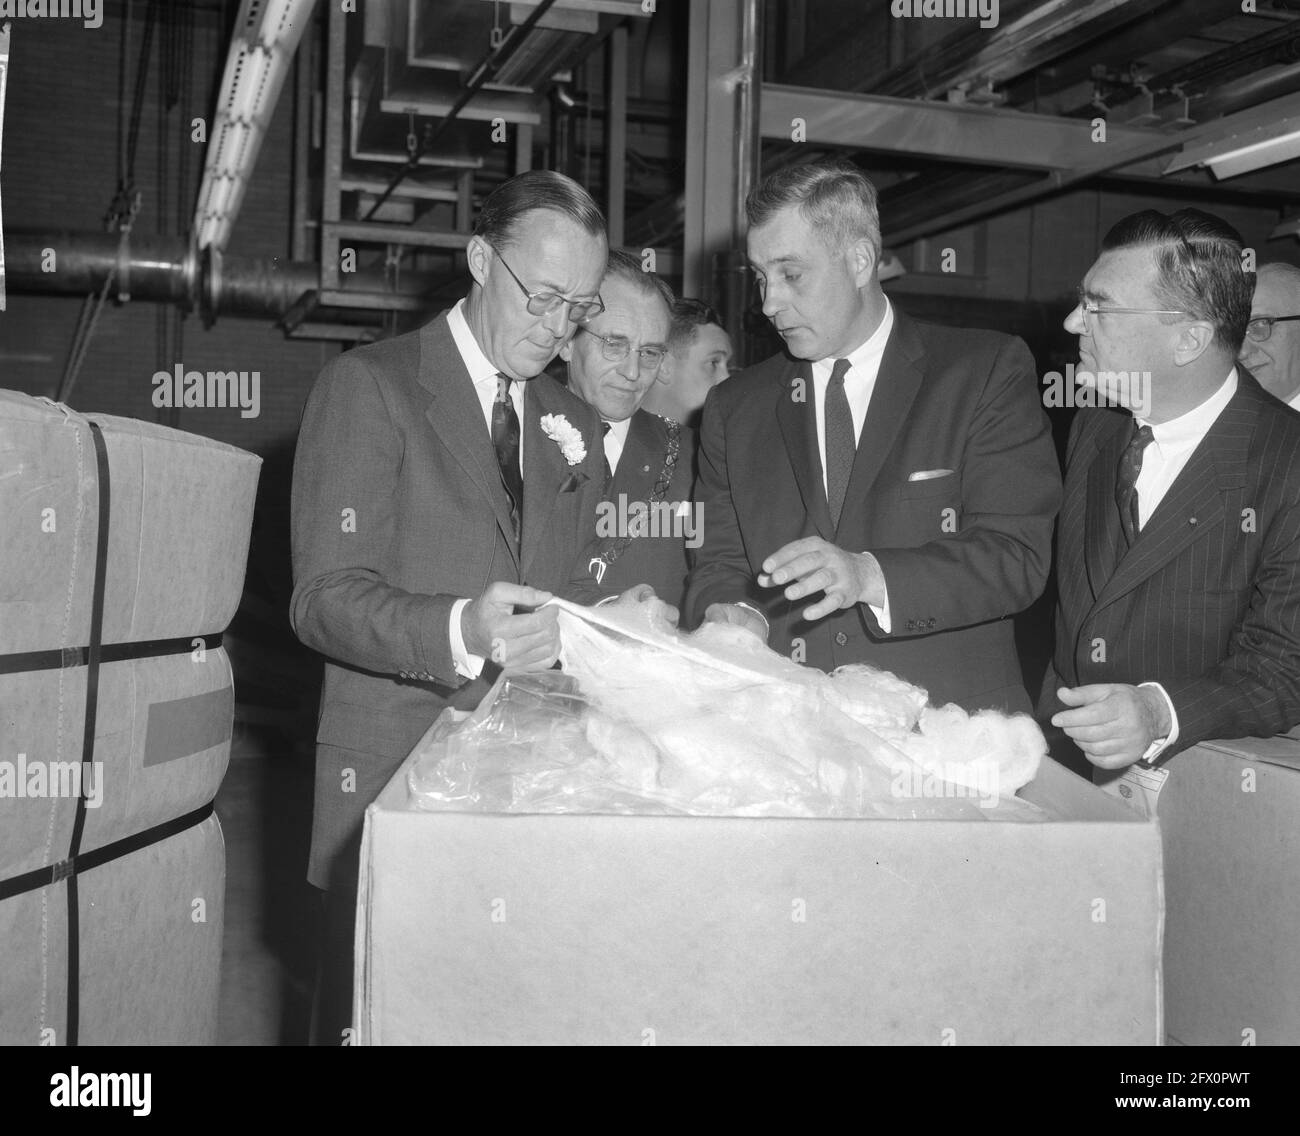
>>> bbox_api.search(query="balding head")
[1240,262,1300,406]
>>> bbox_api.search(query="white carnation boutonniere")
[539,413,587,466]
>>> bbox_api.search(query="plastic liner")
[408,601,1047,821]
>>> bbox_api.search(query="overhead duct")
[193,0,318,253]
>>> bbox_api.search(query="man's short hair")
[746,160,882,261]
[603,247,675,311]
[1257,261,1300,297]
[1101,208,1253,355]
[473,169,606,249]
[668,298,724,353]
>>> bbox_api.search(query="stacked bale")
[0,392,261,1045]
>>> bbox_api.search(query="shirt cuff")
[865,557,891,635]
[733,602,769,633]
[595,595,619,608]
[449,597,485,680]
[1137,681,1179,763]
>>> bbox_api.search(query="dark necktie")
[601,421,613,491]
[1115,419,1155,548]
[492,373,523,538]
[824,357,855,528]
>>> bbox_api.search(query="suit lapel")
[1083,412,1128,602]
[775,360,834,540]
[521,378,591,577]
[1095,389,1256,611]
[418,316,520,569]
[836,312,924,536]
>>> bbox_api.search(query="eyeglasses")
[576,326,667,370]
[494,248,605,324]
[1075,288,1191,334]
[1245,315,1300,343]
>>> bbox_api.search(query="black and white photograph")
[0,0,1296,1095]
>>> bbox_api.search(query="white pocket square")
[908,468,954,482]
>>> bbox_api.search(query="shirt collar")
[447,298,503,388]
[1289,389,1300,413]
[813,298,895,377]
[1138,367,1238,458]
[603,415,633,445]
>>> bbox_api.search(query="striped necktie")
[824,357,855,528]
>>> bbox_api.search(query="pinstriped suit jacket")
[290,312,607,888]
[1043,370,1300,754]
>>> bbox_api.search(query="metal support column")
[683,0,760,345]
[604,24,628,248]
[515,122,534,176]
[320,0,346,291]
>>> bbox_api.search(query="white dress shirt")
[1131,367,1238,761]
[603,415,631,474]
[811,299,896,633]
[446,298,527,680]
[1289,389,1300,412]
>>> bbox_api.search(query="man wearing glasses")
[1044,209,1300,775]
[290,169,614,1042]
[560,249,697,610]
[1240,262,1300,411]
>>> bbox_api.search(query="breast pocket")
[887,473,962,545]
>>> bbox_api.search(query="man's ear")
[466,235,491,288]
[1173,320,1215,366]
[654,355,674,386]
[849,237,877,287]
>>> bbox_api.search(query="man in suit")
[561,250,697,610]
[1044,209,1300,771]
[291,170,612,1041]
[1239,262,1300,411]
[684,161,1060,713]
[640,298,734,429]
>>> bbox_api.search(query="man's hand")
[702,602,768,642]
[757,538,885,621]
[461,582,559,670]
[605,583,680,631]
[1051,683,1172,769]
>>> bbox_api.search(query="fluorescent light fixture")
[1165,119,1300,180]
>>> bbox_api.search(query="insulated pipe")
[4,231,435,321]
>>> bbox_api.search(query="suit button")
[834,631,848,646]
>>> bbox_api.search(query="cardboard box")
[1160,731,1300,1046]
[355,752,1164,1045]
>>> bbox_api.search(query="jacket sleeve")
[289,354,465,686]
[683,386,769,627]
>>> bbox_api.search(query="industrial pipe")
[5,231,437,323]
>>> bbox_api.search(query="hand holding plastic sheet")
[409,598,1047,819]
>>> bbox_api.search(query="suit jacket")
[290,312,607,888]
[590,410,698,609]
[684,310,1061,712]
[1041,371,1300,754]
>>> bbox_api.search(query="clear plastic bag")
[407,602,1048,822]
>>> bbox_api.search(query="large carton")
[355,752,1164,1045]
[0,392,260,1045]
[1160,731,1300,1046]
